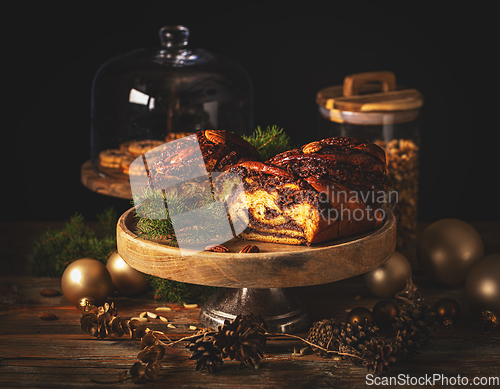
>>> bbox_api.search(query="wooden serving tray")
[81,160,133,200]
[117,207,396,289]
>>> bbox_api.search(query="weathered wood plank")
[1,222,500,388]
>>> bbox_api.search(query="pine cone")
[188,333,223,373]
[362,338,397,376]
[306,319,378,359]
[337,321,379,358]
[80,302,148,340]
[130,360,162,383]
[80,302,117,339]
[393,300,436,361]
[306,319,342,356]
[214,314,267,369]
[79,301,167,382]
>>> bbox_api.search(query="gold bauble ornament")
[372,299,400,327]
[465,253,500,316]
[346,307,373,327]
[362,251,412,298]
[106,251,150,296]
[417,219,484,286]
[61,258,113,306]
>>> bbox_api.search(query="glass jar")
[84,25,253,198]
[316,71,423,248]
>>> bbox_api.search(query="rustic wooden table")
[1,221,499,388]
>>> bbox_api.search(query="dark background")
[5,2,498,223]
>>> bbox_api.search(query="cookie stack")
[98,140,166,176]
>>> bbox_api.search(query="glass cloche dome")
[83,25,254,198]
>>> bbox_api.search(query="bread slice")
[215,138,388,245]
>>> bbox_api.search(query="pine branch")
[242,125,296,161]
[30,209,117,277]
[133,185,233,246]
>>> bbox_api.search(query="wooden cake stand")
[117,207,396,333]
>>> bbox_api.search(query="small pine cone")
[129,320,149,340]
[362,338,397,376]
[393,300,436,361]
[130,361,162,383]
[338,321,379,358]
[110,316,130,337]
[214,314,267,369]
[188,333,223,373]
[98,302,118,317]
[306,319,342,356]
[138,344,166,364]
[80,302,122,339]
[80,312,98,334]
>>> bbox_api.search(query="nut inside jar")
[375,139,419,248]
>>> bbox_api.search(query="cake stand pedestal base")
[199,288,310,333]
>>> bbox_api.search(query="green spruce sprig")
[133,184,234,246]
[30,208,118,277]
[243,125,296,161]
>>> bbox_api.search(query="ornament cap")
[442,318,454,331]
[480,310,499,334]
[79,297,95,311]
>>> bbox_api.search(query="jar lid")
[316,71,423,124]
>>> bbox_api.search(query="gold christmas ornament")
[61,258,113,306]
[434,298,461,331]
[106,251,150,295]
[346,307,373,327]
[372,299,400,327]
[416,219,484,286]
[465,253,500,316]
[362,251,412,298]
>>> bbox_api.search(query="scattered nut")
[139,312,148,318]
[131,317,148,322]
[183,303,198,309]
[39,288,61,297]
[374,138,419,248]
[156,307,172,312]
[204,244,230,253]
[39,312,58,321]
[159,316,168,322]
[167,323,176,329]
[189,325,197,331]
[239,244,260,253]
[147,312,158,319]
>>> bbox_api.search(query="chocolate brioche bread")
[144,131,388,246]
[215,137,388,245]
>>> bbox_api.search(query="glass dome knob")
[159,25,189,48]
